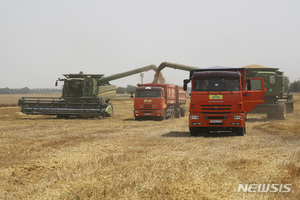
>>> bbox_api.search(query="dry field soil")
[0,94,299,199]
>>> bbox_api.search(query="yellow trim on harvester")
[98,90,117,96]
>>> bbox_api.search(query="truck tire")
[170,108,175,119]
[175,107,181,118]
[180,107,185,117]
[189,127,198,137]
[235,127,245,136]
[135,116,142,121]
[190,127,207,136]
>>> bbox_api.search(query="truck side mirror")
[183,83,187,91]
[130,91,134,98]
[183,79,190,91]
[55,80,58,87]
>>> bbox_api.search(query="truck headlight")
[190,115,199,120]
[234,115,243,120]
[157,111,162,113]
[134,111,138,113]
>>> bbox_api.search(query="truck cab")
[184,68,265,136]
[133,86,166,120]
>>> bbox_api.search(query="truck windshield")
[193,78,240,92]
[136,90,161,98]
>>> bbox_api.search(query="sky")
[0,0,299,89]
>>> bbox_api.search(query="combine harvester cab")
[18,65,157,118]
[184,67,266,136]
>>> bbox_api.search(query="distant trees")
[116,87,126,94]
[284,76,290,93]
[0,88,61,94]
[116,85,137,94]
[289,80,300,92]
[283,75,300,92]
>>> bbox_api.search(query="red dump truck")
[132,83,187,120]
[183,67,265,136]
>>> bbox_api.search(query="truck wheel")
[180,107,185,117]
[189,127,198,137]
[135,116,142,121]
[235,127,245,136]
[175,108,181,118]
[171,108,175,119]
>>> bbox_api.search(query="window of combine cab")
[136,90,161,98]
[66,81,84,97]
[192,78,240,92]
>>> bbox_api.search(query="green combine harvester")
[243,64,294,120]
[18,65,157,118]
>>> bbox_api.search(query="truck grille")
[207,116,226,119]
[201,105,232,111]
[141,110,153,113]
[140,104,156,109]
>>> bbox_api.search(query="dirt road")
[0,96,299,199]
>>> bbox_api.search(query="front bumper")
[189,112,245,128]
[134,109,165,117]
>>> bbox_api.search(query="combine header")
[18,65,157,118]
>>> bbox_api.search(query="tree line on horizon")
[0,87,61,94]
[284,76,300,93]
[1,77,300,95]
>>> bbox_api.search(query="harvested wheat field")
[0,94,299,199]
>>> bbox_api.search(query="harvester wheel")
[274,102,285,120]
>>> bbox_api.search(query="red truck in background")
[132,83,187,120]
[183,67,265,136]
